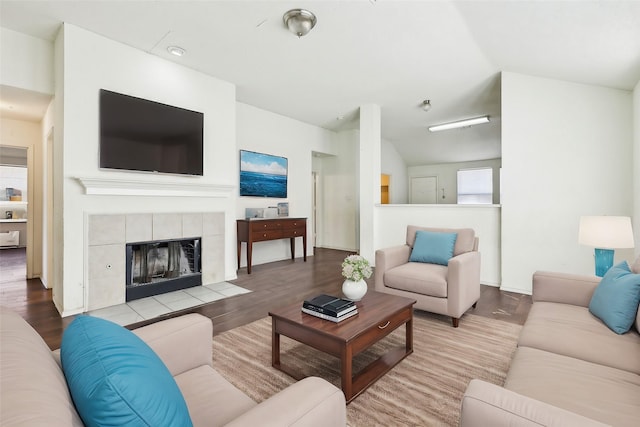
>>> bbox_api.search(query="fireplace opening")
[126,237,201,301]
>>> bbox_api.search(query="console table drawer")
[282,219,305,229]
[252,230,284,241]
[282,227,305,238]
[251,221,282,231]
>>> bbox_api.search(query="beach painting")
[239,150,288,198]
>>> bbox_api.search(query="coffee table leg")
[272,320,281,368]
[341,345,353,401]
[406,315,413,353]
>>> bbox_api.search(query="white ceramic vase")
[342,279,367,301]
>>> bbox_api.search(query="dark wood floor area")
[0,247,532,350]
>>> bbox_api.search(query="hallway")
[0,247,26,284]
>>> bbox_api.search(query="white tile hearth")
[88,282,250,326]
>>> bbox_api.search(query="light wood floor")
[0,247,532,350]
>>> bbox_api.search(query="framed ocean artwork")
[239,150,288,198]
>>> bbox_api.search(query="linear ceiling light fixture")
[428,115,490,132]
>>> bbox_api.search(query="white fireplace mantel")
[76,177,235,198]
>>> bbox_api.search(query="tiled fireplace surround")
[87,212,225,311]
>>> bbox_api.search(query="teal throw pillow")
[61,315,193,427]
[589,261,640,334]
[409,230,458,266]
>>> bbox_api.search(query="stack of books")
[302,294,358,322]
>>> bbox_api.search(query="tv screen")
[99,89,204,176]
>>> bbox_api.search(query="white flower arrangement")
[341,254,372,282]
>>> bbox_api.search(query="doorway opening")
[0,146,28,283]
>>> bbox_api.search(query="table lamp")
[579,216,635,277]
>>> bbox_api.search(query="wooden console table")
[237,217,307,274]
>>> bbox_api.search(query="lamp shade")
[578,216,635,249]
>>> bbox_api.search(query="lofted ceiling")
[1,0,639,166]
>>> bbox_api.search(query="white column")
[359,104,381,262]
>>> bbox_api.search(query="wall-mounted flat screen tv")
[239,150,288,198]
[99,89,204,176]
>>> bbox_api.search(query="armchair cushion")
[61,315,192,427]
[409,230,457,265]
[385,262,448,297]
[588,261,640,334]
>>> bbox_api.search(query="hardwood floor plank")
[0,247,532,350]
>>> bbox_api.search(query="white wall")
[501,72,634,294]
[408,159,501,204]
[41,101,55,289]
[0,28,53,94]
[57,24,237,315]
[634,80,640,257]
[0,28,53,283]
[52,27,65,311]
[235,102,334,267]
[359,104,382,262]
[315,130,359,251]
[374,205,501,286]
[381,139,408,204]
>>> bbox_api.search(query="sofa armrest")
[532,271,600,307]
[374,245,411,290]
[224,377,346,427]
[133,313,213,376]
[460,379,609,427]
[447,251,481,316]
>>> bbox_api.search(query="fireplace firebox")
[126,237,201,301]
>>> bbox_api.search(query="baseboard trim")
[499,285,532,295]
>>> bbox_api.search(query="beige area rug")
[212,312,521,426]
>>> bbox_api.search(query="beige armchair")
[375,225,481,327]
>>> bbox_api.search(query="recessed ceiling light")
[167,46,186,57]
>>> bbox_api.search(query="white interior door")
[410,176,437,204]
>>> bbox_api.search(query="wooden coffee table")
[269,291,416,403]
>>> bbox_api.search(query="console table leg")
[290,237,295,260]
[247,242,253,274]
[303,235,307,261]
[236,241,241,271]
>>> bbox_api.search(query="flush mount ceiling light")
[421,100,432,112]
[167,46,186,57]
[283,9,317,37]
[428,116,490,132]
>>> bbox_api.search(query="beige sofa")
[0,308,346,426]
[460,267,640,426]
[375,225,480,327]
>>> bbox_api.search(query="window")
[457,168,493,204]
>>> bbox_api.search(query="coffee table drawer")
[351,307,412,355]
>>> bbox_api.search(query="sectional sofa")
[0,308,346,426]
[460,260,640,426]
